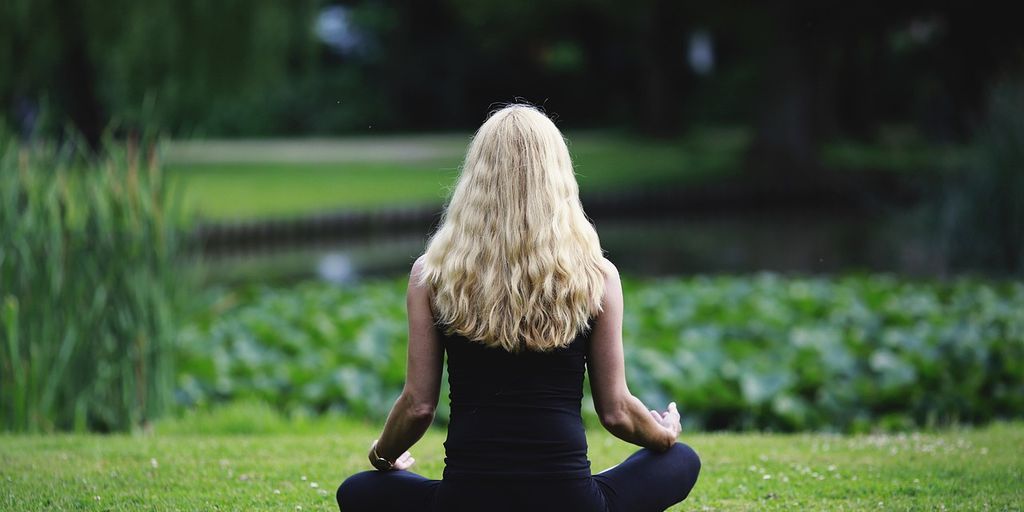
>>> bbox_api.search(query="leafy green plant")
[177,274,1024,432]
[176,280,425,421]
[0,131,190,432]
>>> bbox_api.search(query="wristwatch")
[371,441,394,471]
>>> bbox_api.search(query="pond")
[194,208,941,285]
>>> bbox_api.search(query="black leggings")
[336,442,701,512]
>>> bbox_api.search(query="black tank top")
[440,321,593,481]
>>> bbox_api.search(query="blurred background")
[1,1,1022,434]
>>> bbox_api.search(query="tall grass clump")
[0,130,190,432]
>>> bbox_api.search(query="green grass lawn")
[164,130,744,219]
[164,128,967,220]
[3,415,1021,511]
[168,161,461,218]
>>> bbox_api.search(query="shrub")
[0,133,190,432]
[176,280,415,421]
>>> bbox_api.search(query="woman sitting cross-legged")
[336,104,701,512]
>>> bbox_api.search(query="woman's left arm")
[367,256,443,470]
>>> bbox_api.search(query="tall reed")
[0,130,190,432]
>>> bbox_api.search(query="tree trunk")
[54,0,104,149]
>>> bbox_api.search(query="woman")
[336,104,701,512]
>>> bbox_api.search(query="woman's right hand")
[369,439,416,471]
[650,402,682,440]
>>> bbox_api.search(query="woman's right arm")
[588,259,680,452]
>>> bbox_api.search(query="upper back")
[442,321,592,402]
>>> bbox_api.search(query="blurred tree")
[940,80,1024,275]
[704,3,1023,177]
[447,0,698,134]
[0,0,318,144]
[1,0,1021,142]
[1,0,106,145]
[909,6,1022,142]
[718,3,919,177]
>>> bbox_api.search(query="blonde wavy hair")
[419,104,606,352]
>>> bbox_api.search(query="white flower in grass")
[93,496,101,502]
[150,458,159,469]
[295,506,302,511]
[318,489,329,497]
[310,482,319,488]
[762,474,771,480]
[301,475,308,481]
[273,489,281,495]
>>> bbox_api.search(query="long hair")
[419,104,606,352]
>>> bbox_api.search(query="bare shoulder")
[412,254,428,277]
[595,257,622,315]
[599,257,621,285]
[408,255,430,295]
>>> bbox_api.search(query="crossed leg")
[337,443,700,512]
[592,442,702,512]
[336,470,440,511]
